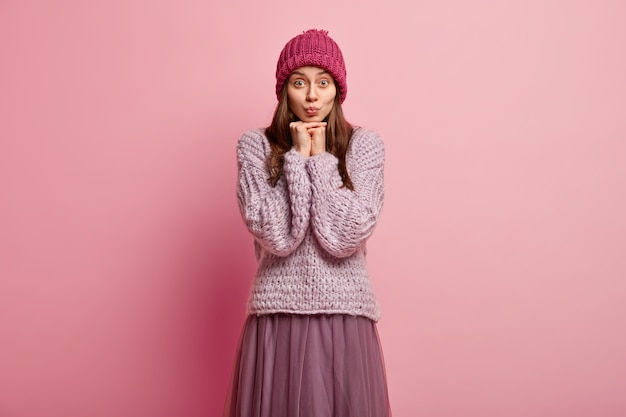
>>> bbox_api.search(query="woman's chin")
[293,110,330,123]
[301,115,326,123]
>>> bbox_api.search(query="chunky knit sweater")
[236,127,385,321]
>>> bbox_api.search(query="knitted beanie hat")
[275,29,347,103]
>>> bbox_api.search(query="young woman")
[224,29,392,417]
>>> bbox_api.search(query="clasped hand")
[289,121,326,157]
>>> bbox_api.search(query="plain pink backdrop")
[1,1,625,416]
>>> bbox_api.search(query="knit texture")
[236,127,385,321]
[275,29,348,103]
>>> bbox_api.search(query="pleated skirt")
[223,313,392,417]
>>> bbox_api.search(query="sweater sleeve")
[306,129,385,258]
[236,130,312,256]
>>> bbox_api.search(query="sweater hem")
[247,307,380,322]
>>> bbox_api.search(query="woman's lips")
[305,107,319,116]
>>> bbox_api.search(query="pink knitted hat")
[275,29,347,103]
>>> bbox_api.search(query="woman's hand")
[290,121,326,157]
[308,123,326,156]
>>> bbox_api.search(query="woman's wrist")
[293,145,310,158]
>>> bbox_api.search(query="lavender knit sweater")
[236,127,385,321]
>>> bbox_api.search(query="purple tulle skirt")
[223,314,392,417]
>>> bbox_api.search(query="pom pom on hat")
[275,29,347,103]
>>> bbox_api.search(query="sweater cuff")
[283,147,312,199]
[306,152,342,190]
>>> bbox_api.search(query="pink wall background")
[1,1,625,416]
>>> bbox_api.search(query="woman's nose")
[306,86,318,101]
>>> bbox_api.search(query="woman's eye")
[320,79,329,86]
[294,80,305,87]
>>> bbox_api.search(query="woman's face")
[286,66,337,122]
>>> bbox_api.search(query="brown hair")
[265,87,354,190]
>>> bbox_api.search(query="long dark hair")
[265,87,354,190]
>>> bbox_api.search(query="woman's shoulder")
[351,126,384,144]
[237,128,271,163]
[349,126,385,156]
[239,128,268,144]
[237,128,270,151]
